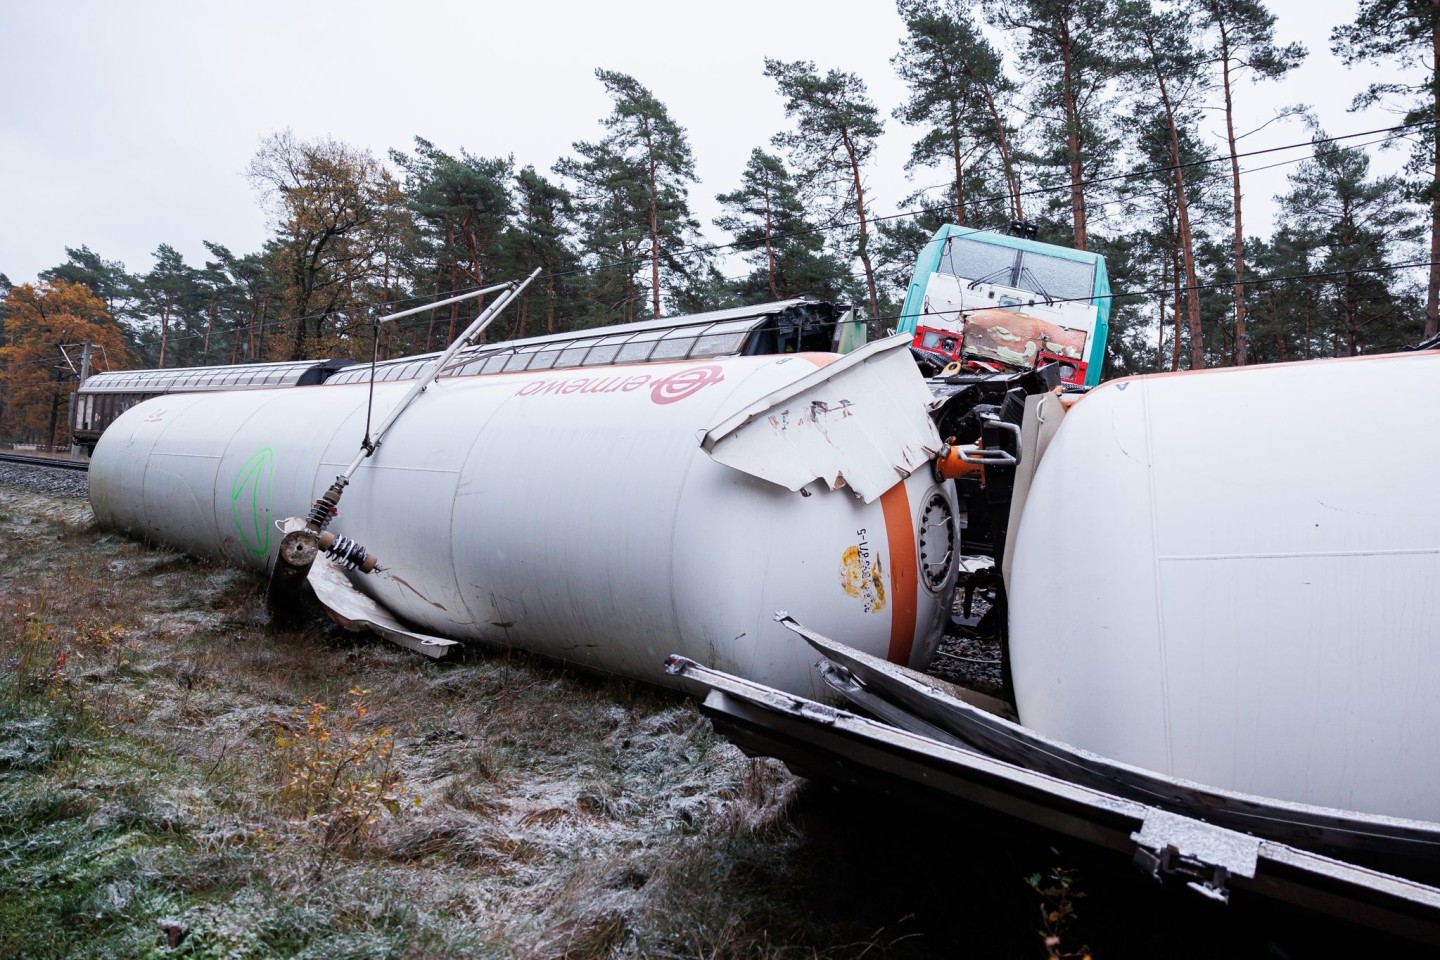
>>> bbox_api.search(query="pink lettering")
[581,377,622,393]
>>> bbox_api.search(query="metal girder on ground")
[666,656,1440,945]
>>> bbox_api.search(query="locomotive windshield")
[941,237,1097,305]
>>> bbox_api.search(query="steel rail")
[0,452,89,472]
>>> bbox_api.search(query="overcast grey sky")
[0,0,1412,286]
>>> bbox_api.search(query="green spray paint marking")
[231,447,274,556]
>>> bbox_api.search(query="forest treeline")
[2,0,1438,441]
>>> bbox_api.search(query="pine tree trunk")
[981,85,1023,221]
[158,291,171,368]
[1171,240,1183,372]
[545,263,556,335]
[426,274,440,352]
[1342,198,1360,355]
[1147,34,1204,369]
[379,251,393,362]
[447,255,460,345]
[247,297,259,361]
[948,99,966,224]
[644,118,663,320]
[764,179,779,299]
[1156,285,1167,372]
[257,296,268,361]
[1058,19,1088,250]
[1220,27,1250,365]
[204,294,216,361]
[841,129,880,318]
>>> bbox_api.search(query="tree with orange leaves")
[0,280,135,444]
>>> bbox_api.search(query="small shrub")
[0,599,63,705]
[72,616,134,674]
[271,687,416,861]
[0,600,98,747]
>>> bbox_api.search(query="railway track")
[0,451,89,472]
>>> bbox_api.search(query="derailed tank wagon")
[89,297,953,700]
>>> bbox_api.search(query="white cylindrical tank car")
[1007,350,1440,823]
[90,347,958,700]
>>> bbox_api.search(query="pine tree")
[713,148,850,303]
[981,0,1122,250]
[1193,0,1304,365]
[202,242,281,364]
[135,244,203,368]
[892,0,1022,225]
[392,138,515,348]
[1247,228,1322,361]
[558,134,648,326]
[764,58,885,318]
[1276,129,1423,356]
[1118,0,1210,369]
[510,166,581,337]
[38,246,136,323]
[1332,1,1440,340]
[556,70,707,324]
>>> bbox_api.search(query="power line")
[12,121,1434,364]
[563,121,1434,289]
[262,119,1431,324]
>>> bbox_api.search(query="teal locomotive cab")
[899,225,1110,387]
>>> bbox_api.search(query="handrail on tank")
[266,268,542,611]
[341,267,542,481]
[371,279,516,326]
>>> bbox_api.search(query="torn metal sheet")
[700,335,942,504]
[309,554,458,659]
[667,655,1440,943]
[781,616,1440,874]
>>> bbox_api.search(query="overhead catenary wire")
[522,120,1435,295]
[14,120,1434,368]
[206,118,1423,334]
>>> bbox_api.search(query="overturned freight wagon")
[89,297,956,701]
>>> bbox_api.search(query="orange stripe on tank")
[880,482,918,666]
